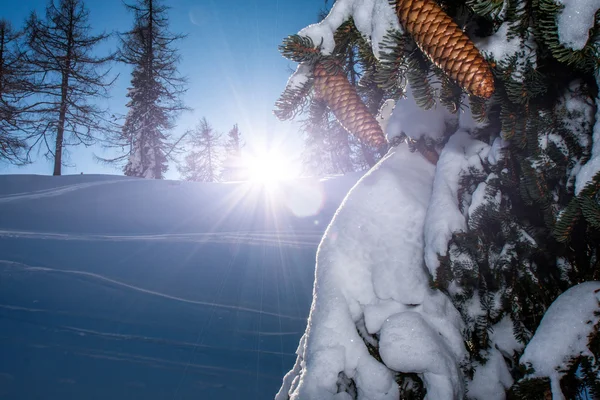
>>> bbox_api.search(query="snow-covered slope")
[0,173,358,400]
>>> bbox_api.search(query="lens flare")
[243,151,299,185]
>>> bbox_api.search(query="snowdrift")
[0,173,358,399]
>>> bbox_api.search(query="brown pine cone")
[415,139,439,165]
[395,0,495,98]
[313,60,387,149]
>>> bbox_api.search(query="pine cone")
[395,0,495,98]
[313,60,387,149]
[415,139,439,165]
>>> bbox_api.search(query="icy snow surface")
[0,173,359,400]
[277,145,467,400]
[520,281,600,400]
[556,0,600,50]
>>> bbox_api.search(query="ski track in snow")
[70,348,282,378]
[5,338,281,378]
[0,179,128,203]
[0,260,305,321]
[0,230,322,248]
[0,314,297,356]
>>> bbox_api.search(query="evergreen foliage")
[276,0,600,397]
[112,0,187,179]
[23,0,115,175]
[178,117,221,182]
[220,123,246,182]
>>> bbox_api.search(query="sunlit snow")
[0,173,358,399]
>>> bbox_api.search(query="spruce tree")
[0,20,29,164]
[220,124,246,182]
[24,0,115,175]
[275,0,600,398]
[118,0,186,179]
[178,117,221,182]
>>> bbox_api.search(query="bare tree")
[0,20,32,164]
[24,0,116,175]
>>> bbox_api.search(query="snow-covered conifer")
[178,117,221,183]
[117,0,187,179]
[275,0,600,398]
[220,124,245,182]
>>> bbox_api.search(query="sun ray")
[242,150,300,185]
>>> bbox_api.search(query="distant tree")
[0,20,29,164]
[178,117,221,182]
[220,123,246,181]
[116,0,187,179]
[301,100,360,176]
[24,0,116,175]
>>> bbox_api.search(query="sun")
[243,151,299,184]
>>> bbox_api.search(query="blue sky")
[0,0,326,178]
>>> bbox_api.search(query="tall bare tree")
[0,20,29,164]
[25,0,116,175]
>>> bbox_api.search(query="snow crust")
[520,281,600,399]
[277,145,467,399]
[556,0,600,50]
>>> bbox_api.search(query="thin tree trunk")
[0,26,5,95]
[53,3,75,176]
[54,71,69,176]
[207,135,213,182]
